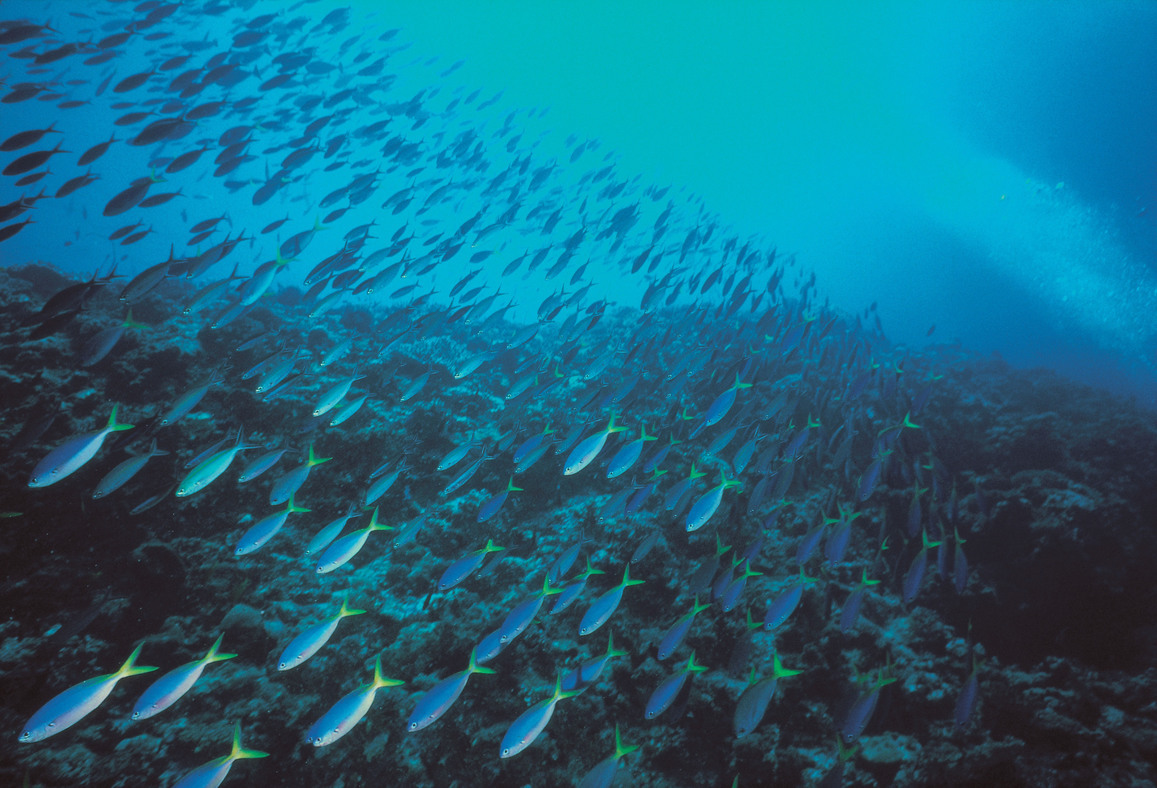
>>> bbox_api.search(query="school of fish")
[1,1,986,786]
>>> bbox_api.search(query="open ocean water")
[1,1,1156,787]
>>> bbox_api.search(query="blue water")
[3,0,1155,397]
[3,2,1157,787]
[366,0,1157,399]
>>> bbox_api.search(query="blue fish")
[499,675,579,758]
[840,666,896,743]
[561,632,628,694]
[477,477,522,522]
[605,424,656,479]
[954,657,981,729]
[579,565,644,636]
[550,559,605,616]
[29,406,133,488]
[656,598,710,660]
[902,530,943,605]
[171,722,268,788]
[577,725,640,788]
[305,656,404,746]
[20,642,156,742]
[645,652,707,719]
[702,374,753,428]
[438,539,505,591]
[733,653,801,738]
[763,570,819,632]
[839,569,881,633]
[563,414,628,476]
[278,597,366,671]
[407,648,495,732]
[132,635,235,720]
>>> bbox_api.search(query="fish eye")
[408,722,418,731]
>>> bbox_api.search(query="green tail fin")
[204,634,237,664]
[229,722,269,761]
[467,647,497,675]
[116,642,158,678]
[371,656,405,690]
[339,597,367,618]
[612,723,640,759]
[107,405,134,433]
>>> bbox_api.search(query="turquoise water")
[3,1,1156,394]
[367,0,1157,396]
[2,2,1157,787]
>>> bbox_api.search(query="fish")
[131,635,236,720]
[55,169,99,198]
[839,569,881,633]
[902,530,943,605]
[407,647,495,732]
[103,171,165,217]
[839,667,897,743]
[732,653,801,738]
[490,578,562,652]
[577,725,640,788]
[29,406,133,488]
[0,217,35,242]
[763,570,819,632]
[579,565,644,636]
[77,133,117,166]
[315,507,392,573]
[159,371,225,427]
[19,643,157,742]
[550,559,606,616]
[305,656,404,746]
[269,443,331,505]
[170,723,268,788]
[560,632,628,694]
[499,675,579,758]
[477,477,522,522]
[79,310,146,366]
[235,495,310,556]
[330,392,371,426]
[644,652,707,719]
[175,429,254,497]
[363,459,406,506]
[563,414,628,476]
[278,598,366,671]
[92,438,168,499]
[0,122,58,151]
[702,374,753,428]
[605,424,656,479]
[2,140,67,176]
[685,472,743,532]
[656,598,711,660]
[437,539,505,591]
[954,657,981,729]
[305,504,360,557]
[312,372,365,417]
